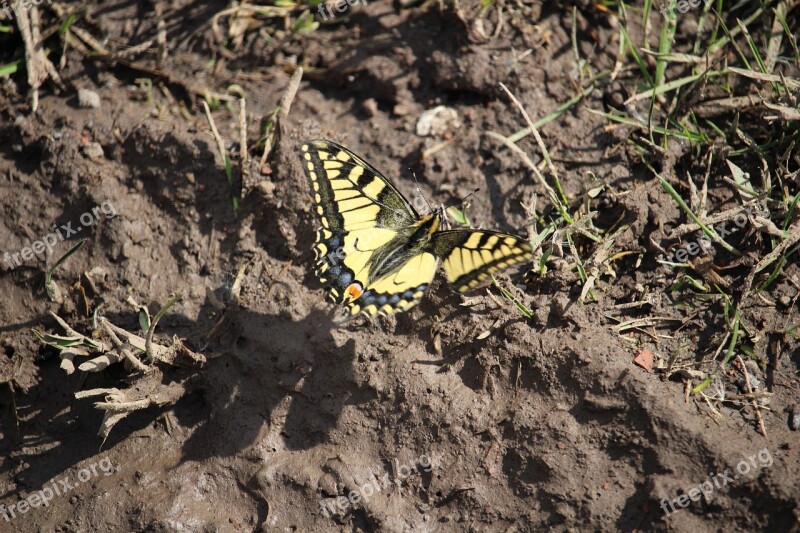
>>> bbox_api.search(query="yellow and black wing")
[340,250,439,317]
[300,140,434,316]
[300,140,418,233]
[431,230,533,293]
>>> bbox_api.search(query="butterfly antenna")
[443,187,481,210]
[410,168,434,213]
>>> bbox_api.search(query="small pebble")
[361,98,378,117]
[78,88,101,109]
[416,105,460,137]
[258,180,276,196]
[81,142,104,160]
[791,405,800,431]
[317,473,337,497]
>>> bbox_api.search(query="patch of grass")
[594,1,799,434]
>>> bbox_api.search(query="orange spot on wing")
[346,283,364,299]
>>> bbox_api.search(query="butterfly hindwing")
[431,230,533,293]
[314,226,402,306]
[346,250,438,316]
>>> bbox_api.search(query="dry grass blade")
[728,66,800,89]
[485,131,566,221]
[498,82,560,192]
[692,95,763,117]
[202,100,229,171]
[78,352,124,372]
[14,0,63,111]
[765,2,787,74]
[280,67,304,122]
[740,221,800,301]
[156,3,167,63]
[763,101,800,120]
[261,66,304,166]
[239,96,250,185]
[735,355,767,437]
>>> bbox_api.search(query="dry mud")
[0,1,798,532]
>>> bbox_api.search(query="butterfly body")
[300,140,532,317]
[365,208,442,282]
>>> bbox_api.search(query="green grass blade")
[656,174,740,255]
[491,276,533,319]
[720,308,741,367]
[0,59,23,77]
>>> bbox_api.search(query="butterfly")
[300,140,533,317]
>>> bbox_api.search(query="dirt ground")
[0,0,798,531]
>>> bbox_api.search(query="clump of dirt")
[1,1,798,531]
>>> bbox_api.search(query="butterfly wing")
[300,140,423,315]
[431,230,533,293]
[300,140,417,232]
[344,250,439,317]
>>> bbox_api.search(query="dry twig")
[14,0,63,111]
[735,355,767,437]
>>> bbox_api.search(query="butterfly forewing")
[300,140,417,232]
